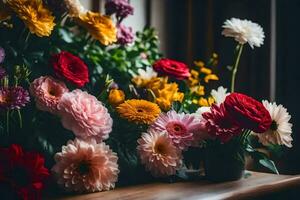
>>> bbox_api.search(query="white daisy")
[256,100,293,148]
[133,66,157,80]
[210,86,229,105]
[222,18,265,48]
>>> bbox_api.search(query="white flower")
[133,66,157,80]
[193,106,211,121]
[222,18,265,48]
[210,86,229,105]
[64,0,87,17]
[256,100,293,148]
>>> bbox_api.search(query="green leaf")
[58,28,73,43]
[259,158,279,174]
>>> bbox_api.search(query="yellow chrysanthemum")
[117,99,161,124]
[77,11,117,45]
[6,0,55,37]
[108,89,125,106]
[146,77,184,111]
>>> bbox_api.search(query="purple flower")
[0,47,5,63]
[0,67,6,79]
[117,24,134,45]
[0,86,30,110]
[105,0,134,22]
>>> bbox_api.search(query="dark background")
[93,0,300,174]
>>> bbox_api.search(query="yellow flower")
[77,11,117,45]
[108,89,125,106]
[204,74,219,83]
[198,97,215,107]
[190,85,205,96]
[6,0,55,37]
[147,77,184,111]
[200,67,212,75]
[117,99,161,124]
[194,61,205,68]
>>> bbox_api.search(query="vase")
[204,141,245,182]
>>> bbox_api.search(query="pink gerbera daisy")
[150,110,202,150]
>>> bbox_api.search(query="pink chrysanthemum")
[150,110,203,150]
[137,130,182,177]
[58,89,113,142]
[30,76,69,113]
[52,139,119,193]
[201,103,242,143]
[0,86,30,110]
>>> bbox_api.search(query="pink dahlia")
[30,76,69,113]
[52,139,119,192]
[150,110,203,150]
[201,103,242,143]
[58,89,113,142]
[137,130,182,177]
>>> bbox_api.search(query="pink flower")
[58,89,113,142]
[150,110,204,150]
[30,76,69,113]
[52,139,119,192]
[137,130,182,177]
[201,104,242,143]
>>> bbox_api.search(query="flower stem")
[231,44,244,92]
[17,109,23,128]
[6,110,10,134]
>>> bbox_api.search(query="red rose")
[153,58,190,80]
[0,144,49,200]
[51,51,89,87]
[224,93,272,133]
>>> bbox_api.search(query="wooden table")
[48,171,300,200]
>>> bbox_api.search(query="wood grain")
[47,171,300,200]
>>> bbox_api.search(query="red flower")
[0,144,49,200]
[51,51,89,87]
[224,93,272,133]
[201,104,242,143]
[153,58,190,80]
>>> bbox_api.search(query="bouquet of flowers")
[0,0,293,199]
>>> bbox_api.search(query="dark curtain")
[277,0,300,174]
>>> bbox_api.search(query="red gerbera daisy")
[0,144,50,200]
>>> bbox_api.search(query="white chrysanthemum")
[133,66,157,80]
[64,0,87,17]
[255,100,293,148]
[211,86,229,105]
[222,18,265,48]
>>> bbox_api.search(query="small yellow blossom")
[146,77,184,111]
[77,11,117,45]
[7,0,55,37]
[190,85,205,96]
[204,74,219,83]
[194,61,205,68]
[200,67,212,75]
[108,89,125,106]
[198,97,215,107]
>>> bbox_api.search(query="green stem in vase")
[231,44,244,93]
[6,110,10,134]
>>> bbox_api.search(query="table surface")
[48,171,300,200]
